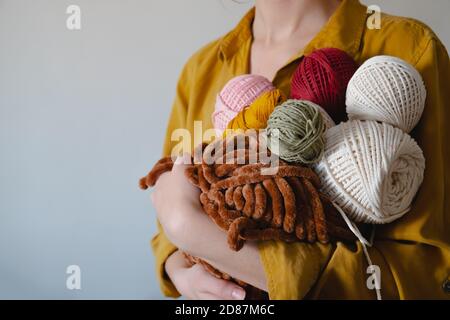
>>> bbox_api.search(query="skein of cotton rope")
[314,119,425,224]
[346,55,426,133]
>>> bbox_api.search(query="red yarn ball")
[290,48,358,123]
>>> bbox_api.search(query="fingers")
[201,272,246,300]
[193,292,224,300]
[180,264,246,300]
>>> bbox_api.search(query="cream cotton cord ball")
[346,55,426,133]
[315,119,425,224]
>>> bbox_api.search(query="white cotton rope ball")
[314,120,425,224]
[346,56,426,133]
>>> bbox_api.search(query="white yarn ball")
[346,56,426,133]
[315,120,425,224]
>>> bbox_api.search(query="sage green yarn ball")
[266,99,326,164]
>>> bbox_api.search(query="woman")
[150,0,450,299]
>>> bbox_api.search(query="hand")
[151,154,201,245]
[165,250,246,300]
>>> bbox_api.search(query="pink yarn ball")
[212,74,274,134]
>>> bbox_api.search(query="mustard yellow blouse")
[151,0,450,299]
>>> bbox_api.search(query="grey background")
[0,0,448,299]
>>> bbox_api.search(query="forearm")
[170,206,268,291]
[164,250,187,290]
[208,245,267,292]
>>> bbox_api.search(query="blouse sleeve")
[151,62,192,298]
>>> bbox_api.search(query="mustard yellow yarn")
[226,89,286,133]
